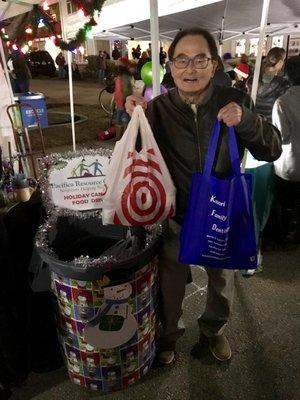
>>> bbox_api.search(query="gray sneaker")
[157,350,175,365]
[208,334,232,361]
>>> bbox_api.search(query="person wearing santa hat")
[232,63,250,92]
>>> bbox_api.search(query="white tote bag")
[102,105,176,226]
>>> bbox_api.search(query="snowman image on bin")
[84,282,137,349]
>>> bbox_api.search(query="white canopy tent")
[93,0,300,41]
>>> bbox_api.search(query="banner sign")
[40,150,112,211]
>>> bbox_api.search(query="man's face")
[170,35,216,95]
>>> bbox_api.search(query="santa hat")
[234,63,250,79]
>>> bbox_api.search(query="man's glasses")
[172,55,212,69]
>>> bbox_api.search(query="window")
[272,35,284,48]
[235,39,246,57]
[249,38,259,56]
[66,0,77,14]
[249,37,267,57]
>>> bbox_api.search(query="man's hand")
[125,95,147,116]
[217,102,243,127]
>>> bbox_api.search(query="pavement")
[9,78,300,400]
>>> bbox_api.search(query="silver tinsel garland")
[35,207,163,270]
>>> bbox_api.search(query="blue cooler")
[15,92,48,128]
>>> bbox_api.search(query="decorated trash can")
[36,212,162,393]
[36,149,162,392]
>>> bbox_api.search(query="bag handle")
[203,120,241,177]
[121,105,156,151]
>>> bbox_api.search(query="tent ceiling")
[0,0,40,21]
[93,0,300,41]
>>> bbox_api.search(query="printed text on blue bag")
[204,195,231,260]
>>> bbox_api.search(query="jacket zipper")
[194,110,202,172]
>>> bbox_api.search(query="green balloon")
[141,62,165,86]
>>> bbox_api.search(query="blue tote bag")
[179,120,257,270]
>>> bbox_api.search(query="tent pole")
[67,50,76,151]
[242,0,270,171]
[150,0,160,97]
[250,0,270,105]
[285,34,290,59]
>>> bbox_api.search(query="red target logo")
[113,149,175,225]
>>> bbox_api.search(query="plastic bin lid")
[14,92,45,100]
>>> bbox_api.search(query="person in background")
[96,51,107,84]
[112,45,121,61]
[222,52,234,79]
[240,53,253,75]
[125,27,281,365]
[113,57,134,139]
[161,60,175,90]
[212,55,232,87]
[243,47,290,275]
[131,47,138,60]
[10,51,31,93]
[136,45,141,59]
[271,56,300,245]
[252,47,290,122]
[103,50,110,60]
[136,51,150,80]
[233,63,250,92]
[159,46,167,66]
[55,52,66,79]
[146,43,152,59]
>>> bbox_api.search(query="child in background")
[113,57,134,139]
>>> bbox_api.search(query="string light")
[86,30,93,39]
[21,44,29,53]
[0,2,105,52]
[38,18,45,28]
[42,1,49,10]
[77,8,85,18]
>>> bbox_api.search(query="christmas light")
[42,1,49,11]
[77,8,85,18]
[6,41,10,47]
[12,44,18,51]
[28,40,33,46]
[79,46,84,54]
[1,28,5,34]
[38,18,45,28]
[86,30,93,39]
[25,27,33,34]
[21,44,29,54]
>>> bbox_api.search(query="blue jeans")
[98,69,105,83]
[58,66,66,79]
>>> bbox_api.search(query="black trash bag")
[49,216,146,262]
